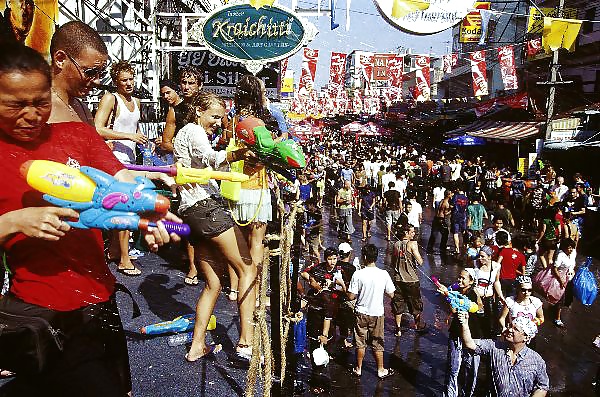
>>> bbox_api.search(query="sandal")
[378,368,395,379]
[116,266,142,276]
[228,290,239,301]
[184,276,199,286]
[185,344,222,362]
[349,367,361,377]
[311,386,325,394]
[0,369,15,378]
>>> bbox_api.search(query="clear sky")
[284,0,452,89]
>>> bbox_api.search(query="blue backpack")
[573,257,598,306]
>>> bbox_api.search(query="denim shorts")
[181,196,235,243]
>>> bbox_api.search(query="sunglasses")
[66,53,107,80]
[520,288,532,292]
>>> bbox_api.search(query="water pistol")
[141,314,216,335]
[431,276,479,313]
[125,163,249,185]
[21,160,190,236]
[235,116,306,181]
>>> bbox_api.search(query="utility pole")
[544,0,564,140]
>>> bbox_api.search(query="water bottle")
[142,143,153,166]
[167,331,193,346]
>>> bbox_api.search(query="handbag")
[573,257,598,306]
[533,267,566,305]
[0,304,64,374]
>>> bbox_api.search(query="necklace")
[51,88,79,118]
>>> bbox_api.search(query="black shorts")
[391,279,423,316]
[180,196,235,243]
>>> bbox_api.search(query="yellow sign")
[460,2,491,43]
[527,7,577,33]
[518,157,527,176]
[281,70,294,93]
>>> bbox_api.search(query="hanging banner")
[358,54,374,88]
[0,0,57,57]
[299,48,319,95]
[526,38,543,57]
[414,55,430,102]
[460,2,491,43]
[387,55,404,100]
[442,54,458,74]
[373,53,392,81]
[527,7,578,33]
[373,0,474,34]
[497,45,518,90]
[280,57,289,83]
[281,70,294,95]
[474,91,528,116]
[329,52,347,93]
[469,50,488,96]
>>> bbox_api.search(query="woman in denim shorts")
[173,92,257,362]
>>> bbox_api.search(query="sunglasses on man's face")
[520,288,532,292]
[66,53,107,80]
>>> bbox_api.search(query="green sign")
[190,3,316,74]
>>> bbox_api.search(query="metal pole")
[544,0,565,140]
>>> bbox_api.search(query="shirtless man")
[427,189,453,254]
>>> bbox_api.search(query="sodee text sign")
[190,3,315,74]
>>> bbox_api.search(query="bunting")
[542,17,582,53]
[469,50,488,96]
[497,45,518,90]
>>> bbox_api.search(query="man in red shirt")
[496,230,526,298]
[0,42,178,396]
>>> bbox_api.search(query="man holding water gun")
[0,39,179,397]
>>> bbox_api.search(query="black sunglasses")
[521,288,532,292]
[66,53,107,80]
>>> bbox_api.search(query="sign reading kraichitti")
[189,2,317,74]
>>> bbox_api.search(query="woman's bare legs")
[186,246,223,361]
[229,223,265,301]
[186,242,197,279]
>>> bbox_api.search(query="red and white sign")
[498,45,518,91]
[329,52,347,94]
[474,91,528,116]
[387,55,404,100]
[299,48,319,95]
[359,54,374,88]
[526,38,543,57]
[469,50,488,96]
[414,55,430,101]
[442,54,458,74]
[373,54,392,81]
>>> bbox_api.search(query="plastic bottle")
[167,331,193,346]
[142,143,153,166]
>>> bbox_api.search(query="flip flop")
[0,369,15,378]
[116,267,142,276]
[348,367,361,377]
[184,276,199,286]
[378,368,395,379]
[185,344,222,362]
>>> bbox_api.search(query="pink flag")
[469,50,488,96]
[497,45,518,90]
[299,48,319,94]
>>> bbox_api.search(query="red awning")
[445,121,541,143]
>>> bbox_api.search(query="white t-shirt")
[505,296,542,323]
[450,162,462,181]
[554,250,577,280]
[432,186,446,206]
[381,172,396,192]
[407,200,422,227]
[348,266,395,316]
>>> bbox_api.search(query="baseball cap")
[338,242,352,254]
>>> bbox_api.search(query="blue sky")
[285,0,452,89]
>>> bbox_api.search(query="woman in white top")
[473,245,504,338]
[173,92,257,362]
[94,61,147,276]
[551,238,577,327]
[499,276,544,339]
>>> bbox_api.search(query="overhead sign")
[373,0,475,35]
[171,51,280,99]
[460,2,491,43]
[189,3,317,74]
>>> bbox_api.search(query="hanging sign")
[460,2,490,43]
[189,2,317,74]
[373,0,476,35]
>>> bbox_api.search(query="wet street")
[4,204,598,396]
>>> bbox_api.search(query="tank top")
[474,263,500,298]
[109,93,140,164]
[393,239,419,283]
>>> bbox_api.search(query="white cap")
[338,242,352,254]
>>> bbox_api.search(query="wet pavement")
[2,204,599,396]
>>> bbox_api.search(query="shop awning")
[445,121,542,143]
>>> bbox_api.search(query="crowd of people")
[0,20,599,397]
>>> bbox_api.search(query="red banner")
[414,55,430,101]
[329,52,347,94]
[469,50,488,96]
[359,54,374,88]
[387,55,404,100]
[442,54,458,74]
[526,38,542,57]
[474,91,528,116]
[373,54,392,81]
[299,48,319,95]
[497,45,518,91]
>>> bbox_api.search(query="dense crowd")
[0,22,599,397]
